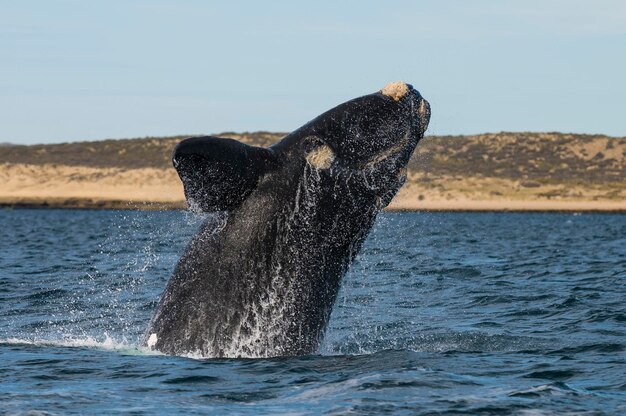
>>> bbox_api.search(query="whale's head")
[173,82,429,213]
[274,81,430,207]
[295,81,429,167]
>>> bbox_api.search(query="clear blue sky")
[2,0,625,144]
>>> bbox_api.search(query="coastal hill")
[1,132,624,211]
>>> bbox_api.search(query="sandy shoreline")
[388,197,626,212]
[1,163,624,213]
[2,198,624,213]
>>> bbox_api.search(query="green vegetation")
[1,132,624,186]
[411,132,625,185]
[0,132,284,169]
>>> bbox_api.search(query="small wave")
[162,375,222,385]
[22,288,69,301]
[546,342,624,355]
[523,369,580,381]
[509,381,584,398]
[0,335,160,356]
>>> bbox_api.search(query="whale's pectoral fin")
[173,136,272,212]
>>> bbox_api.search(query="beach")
[1,161,624,212]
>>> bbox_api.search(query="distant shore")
[1,164,623,213]
[1,131,624,213]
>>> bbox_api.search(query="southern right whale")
[146,82,431,357]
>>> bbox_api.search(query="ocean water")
[0,209,624,415]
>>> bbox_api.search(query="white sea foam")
[0,335,161,356]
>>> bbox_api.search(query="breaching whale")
[146,82,430,357]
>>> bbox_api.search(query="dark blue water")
[1,209,624,414]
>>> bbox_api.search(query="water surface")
[1,210,624,414]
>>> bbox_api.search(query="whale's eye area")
[303,136,335,170]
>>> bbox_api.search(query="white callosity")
[380,81,409,101]
[306,145,335,170]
